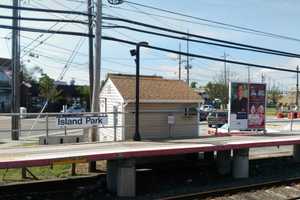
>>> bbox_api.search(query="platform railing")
[0,110,299,145]
[0,109,202,144]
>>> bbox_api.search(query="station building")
[99,73,202,141]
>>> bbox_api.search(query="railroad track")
[0,174,106,199]
[159,177,300,200]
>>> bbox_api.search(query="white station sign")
[56,115,108,128]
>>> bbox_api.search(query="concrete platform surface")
[1,132,300,169]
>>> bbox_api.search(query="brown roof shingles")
[108,74,201,102]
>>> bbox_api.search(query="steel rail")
[159,176,300,200]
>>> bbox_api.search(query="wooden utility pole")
[87,0,94,107]
[11,0,20,140]
[89,0,102,172]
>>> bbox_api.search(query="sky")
[0,0,300,91]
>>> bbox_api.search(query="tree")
[76,85,90,110]
[267,85,282,106]
[190,81,197,88]
[38,74,62,103]
[205,82,228,107]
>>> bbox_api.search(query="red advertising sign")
[248,83,266,129]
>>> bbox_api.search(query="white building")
[99,74,202,141]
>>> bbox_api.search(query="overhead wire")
[103,17,300,58]
[103,24,300,58]
[123,0,300,43]
[102,36,298,73]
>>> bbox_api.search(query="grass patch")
[266,107,277,116]
[0,161,107,184]
[0,164,72,183]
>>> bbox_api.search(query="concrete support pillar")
[216,150,231,175]
[232,148,249,178]
[106,159,136,197]
[293,144,300,162]
[117,159,136,197]
[106,160,118,193]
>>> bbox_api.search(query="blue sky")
[0,0,300,90]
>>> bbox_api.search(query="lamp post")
[130,42,149,141]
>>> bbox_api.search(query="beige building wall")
[124,103,199,140]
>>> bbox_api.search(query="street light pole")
[131,42,148,141]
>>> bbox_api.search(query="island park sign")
[56,115,108,128]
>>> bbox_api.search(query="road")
[0,116,83,141]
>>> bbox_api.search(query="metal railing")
[0,110,299,145]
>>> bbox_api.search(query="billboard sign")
[248,83,266,129]
[229,82,266,131]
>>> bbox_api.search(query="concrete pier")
[293,144,300,162]
[216,150,231,175]
[106,159,136,197]
[232,148,249,178]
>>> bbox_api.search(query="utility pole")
[11,0,20,140]
[296,65,299,108]
[185,33,192,86]
[178,43,181,80]
[247,66,250,83]
[87,0,94,107]
[221,52,229,85]
[89,0,102,172]
[261,73,265,83]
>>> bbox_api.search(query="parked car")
[207,111,228,128]
[200,104,214,112]
[61,105,85,113]
[199,110,209,121]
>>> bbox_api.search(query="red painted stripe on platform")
[1,139,300,169]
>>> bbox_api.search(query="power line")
[20,35,88,56]
[103,24,300,58]
[0,24,92,37]
[30,0,87,30]
[0,4,91,17]
[123,0,300,43]
[102,36,298,73]
[103,17,300,58]
[0,15,88,24]
[104,6,280,38]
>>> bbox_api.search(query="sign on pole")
[229,82,266,131]
[56,115,108,128]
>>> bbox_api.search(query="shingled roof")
[107,74,201,103]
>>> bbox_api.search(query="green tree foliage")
[38,74,62,103]
[76,85,90,110]
[267,85,282,106]
[190,81,197,88]
[205,82,228,106]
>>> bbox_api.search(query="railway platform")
[1,132,300,197]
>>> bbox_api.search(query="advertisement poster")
[229,82,249,130]
[229,82,266,131]
[248,84,266,129]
